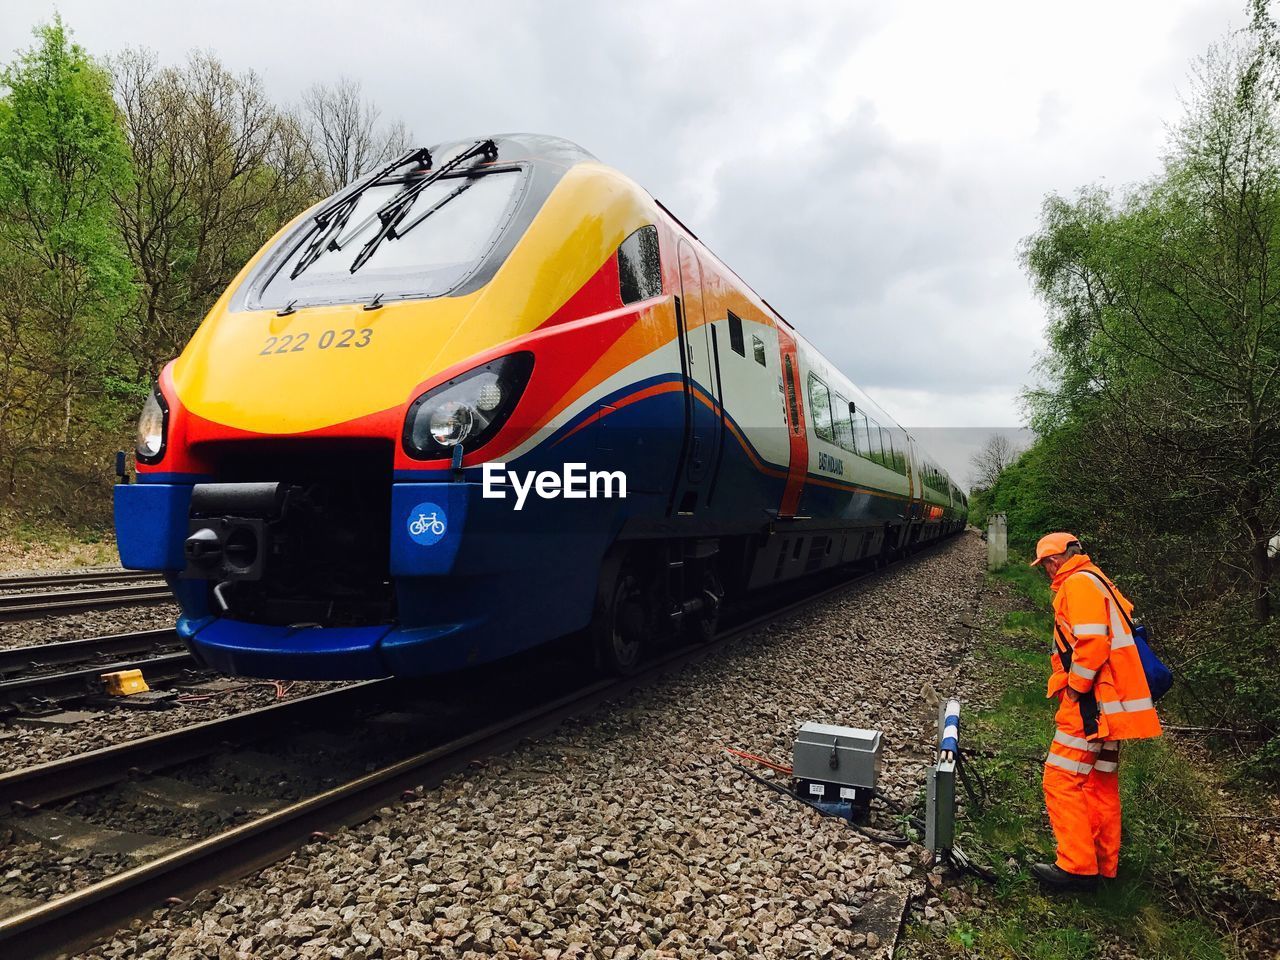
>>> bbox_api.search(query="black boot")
[1030,862,1098,892]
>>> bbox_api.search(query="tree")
[112,49,321,376]
[969,433,1021,490]
[0,17,133,501]
[299,77,412,194]
[1022,35,1280,621]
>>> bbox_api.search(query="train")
[114,134,968,680]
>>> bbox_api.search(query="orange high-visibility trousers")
[1043,741,1120,877]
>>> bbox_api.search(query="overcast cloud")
[2,0,1244,450]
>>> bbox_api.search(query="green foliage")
[0,17,327,524]
[0,16,132,280]
[1020,35,1280,624]
[1171,603,1280,781]
[992,27,1280,779]
[0,16,135,520]
[969,430,1086,554]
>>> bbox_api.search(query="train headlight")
[476,379,503,412]
[429,400,476,446]
[135,387,169,463]
[404,352,534,459]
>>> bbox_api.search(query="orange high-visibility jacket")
[1048,554,1162,741]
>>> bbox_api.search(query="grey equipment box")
[791,722,883,811]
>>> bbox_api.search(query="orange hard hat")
[1030,531,1080,566]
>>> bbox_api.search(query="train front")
[114,134,674,680]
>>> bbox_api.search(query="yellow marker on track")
[101,669,150,697]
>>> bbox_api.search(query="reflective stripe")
[1070,662,1097,680]
[1094,759,1118,772]
[942,723,959,743]
[1045,752,1094,775]
[1073,623,1108,636]
[1100,696,1155,714]
[1078,572,1136,651]
[1053,731,1101,752]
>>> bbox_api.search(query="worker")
[1028,532,1162,891]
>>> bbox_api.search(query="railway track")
[0,680,392,809]
[0,570,160,592]
[0,542,945,959]
[0,650,199,717]
[0,582,172,622]
[0,628,179,679]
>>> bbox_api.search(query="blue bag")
[1132,624,1174,701]
[1086,573,1174,701]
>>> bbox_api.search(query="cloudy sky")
[2,0,1244,450]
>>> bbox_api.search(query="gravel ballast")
[1,680,344,773]
[77,533,984,959]
[0,603,180,650]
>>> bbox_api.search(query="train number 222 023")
[259,328,374,355]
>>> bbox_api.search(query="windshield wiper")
[349,139,498,274]
[393,178,478,239]
[290,147,432,280]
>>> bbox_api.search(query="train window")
[727,311,745,356]
[250,169,526,310]
[881,428,899,473]
[851,410,869,457]
[866,417,885,465]
[889,430,907,475]
[833,393,854,451]
[618,225,662,304]
[807,374,835,443]
[752,335,766,366]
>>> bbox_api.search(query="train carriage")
[115,133,966,680]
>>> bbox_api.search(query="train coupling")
[182,482,291,582]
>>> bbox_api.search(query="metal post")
[926,698,960,854]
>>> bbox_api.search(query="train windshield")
[247,168,525,309]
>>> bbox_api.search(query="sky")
[1,1,1246,479]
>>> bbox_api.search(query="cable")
[728,761,911,848]
[946,842,999,883]
[723,746,793,776]
[264,680,295,699]
[174,681,251,704]
[956,750,985,810]
[725,745,998,880]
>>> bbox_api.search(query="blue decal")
[407,501,448,546]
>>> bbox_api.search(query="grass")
[0,513,118,572]
[904,553,1241,959]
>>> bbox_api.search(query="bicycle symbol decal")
[407,502,447,546]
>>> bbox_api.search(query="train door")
[775,326,807,518]
[903,442,914,515]
[904,441,919,540]
[671,240,721,509]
